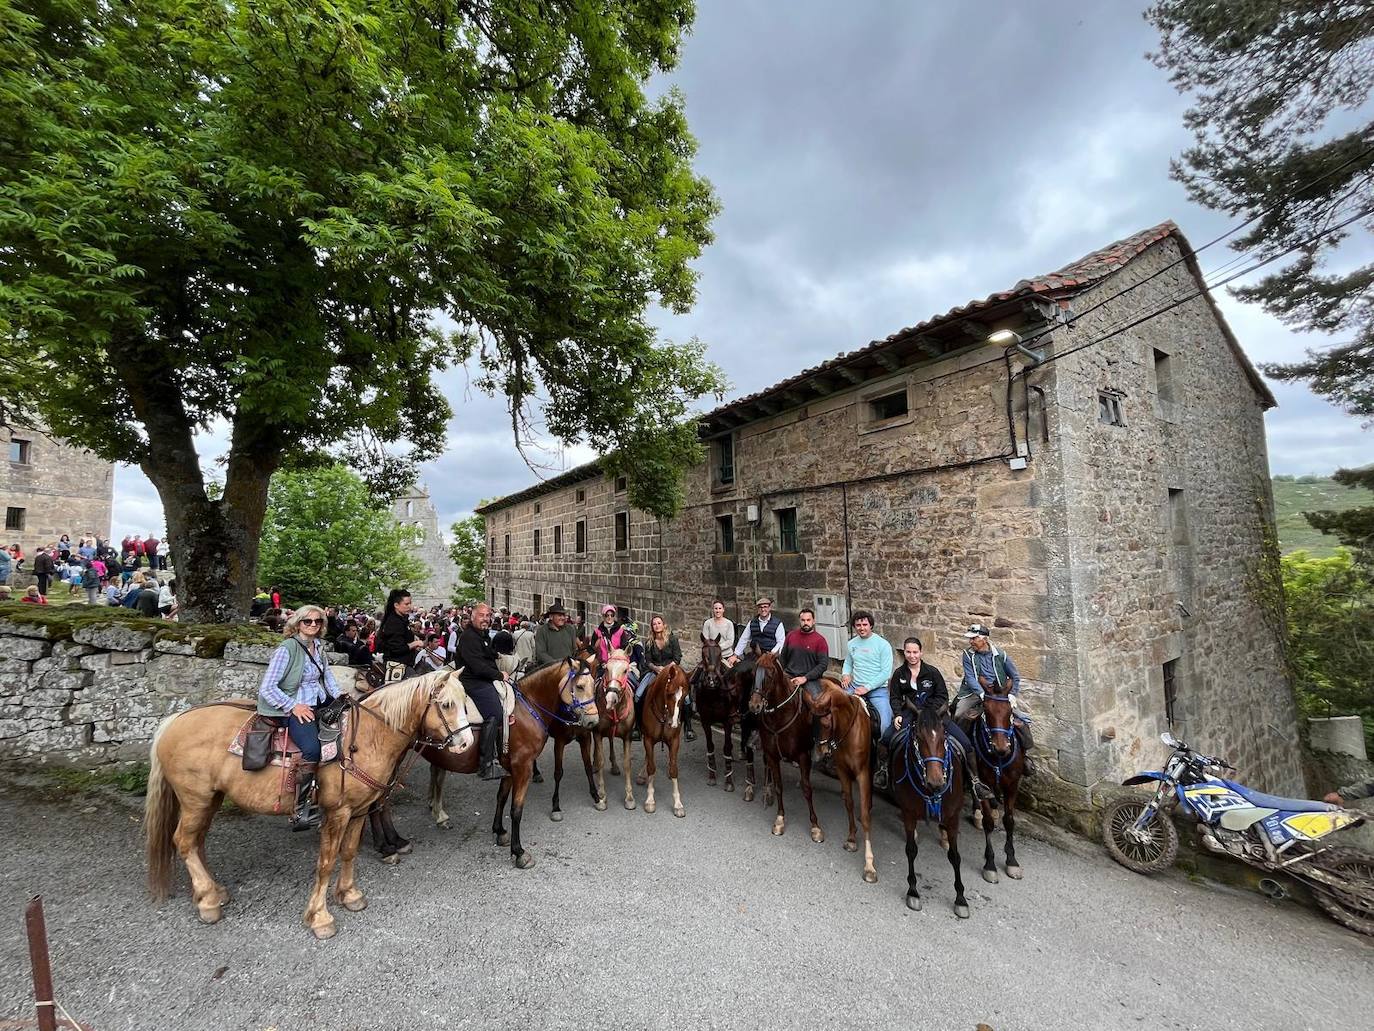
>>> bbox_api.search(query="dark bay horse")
[747,651,824,841]
[427,658,599,868]
[970,692,1026,883]
[692,635,758,799]
[639,661,691,817]
[892,703,969,918]
[805,680,878,882]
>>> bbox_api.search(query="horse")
[970,691,1026,883]
[692,635,759,800]
[638,661,691,817]
[144,670,473,940]
[426,656,599,868]
[747,650,826,842]
[802,679,878,882]
[545,651,617,820]
[892,702,970,918]
[591,648,638,811]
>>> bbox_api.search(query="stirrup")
[972,779,996,803]
[873,758,890,792]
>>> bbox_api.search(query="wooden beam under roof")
[810,376,838,394]
[781,389,808,406]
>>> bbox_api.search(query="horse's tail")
[144,714,181,901]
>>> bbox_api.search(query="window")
[1153,348,1175,403]
[576,600,587,626]
[553,524,562,554]
[504,534,510,557]
[489,535,496,557]
[8,439,30,464]
[554,597,563,610]
[714,435,735,486]
[776,507,798,553]
[4,507,24,531]
[614,475,627,493]
[534,502,541,514]
[1167,488,1188,546]
[868,389,909,422]
[414,526,425,543]
[576,488,586,504]
[575,519,587,553]
[716,514,735,554]
[490,586,495,605]
[533,528,541,555]
[504,589,510,609]
[615,512,629,551]
[405,500,414,518]
[532,593,543,618]
[617,605,632,622]
[1163,658,1179,726]
[1097,391,1125,427]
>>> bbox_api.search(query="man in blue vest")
[955,623,1035,773]
[726,596,785,667]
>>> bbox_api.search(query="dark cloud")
[112,3,1369,543]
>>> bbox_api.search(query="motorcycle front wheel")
[1309,847,1374,937]
[1102,796,1179,874]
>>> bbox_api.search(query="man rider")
[727,597,785,670]
[784,607,832,743]
[840,611,895,788]
[533,602,579,670]
[458,603,509,780]
[955,624,1035,774]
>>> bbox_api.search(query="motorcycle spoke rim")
[1112,805,1167,863]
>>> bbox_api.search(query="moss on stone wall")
[0,602,279,657]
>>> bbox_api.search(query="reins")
[975,700,1021,789]
[754,666,804,735]
[895,725,955,823]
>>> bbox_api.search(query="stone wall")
[1,422,114,559]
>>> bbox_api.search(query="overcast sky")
[111,2,1372,543]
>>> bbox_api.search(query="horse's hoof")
[213,887,230,906]
[707,775,717,787]
[906,895,922,912]
[595,798,607,812]
[533,772,544,784]
[197,906,222,925]
[644,801,657,814]
[1006,865,1023,880]
[972,814,983,830]
[311,921,338,940]
[771,820,785,836]
[550,810,563,822]
[862,869,878,884]
[497,831,511,847]
[673,806,686,818]
[954,903,971,920]
[722,781,733,793]
[342,894,368,913]
[810,827,825,844]
[381,852,401,866]
[982,869,999,884]
[514,852,536,870]
[436,818,451,830]
[843,839,858,853]
[624,799,636,811]
[742,786,753,802]
[395,841,412,855]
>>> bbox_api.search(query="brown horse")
[145,670,472,939]
[802,679,878,882]
[747,651,826,842]
[638,661,691,817]
[692,635,758,799]
[970,692,1026,883]
[546,651,625,820]
[592,649,638,811]
[427,657,599,868]
[892,702,970,918]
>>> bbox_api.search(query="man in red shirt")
[145,535,161,570]
[783,607,837,749]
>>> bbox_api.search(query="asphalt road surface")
[1,737,1371,1031]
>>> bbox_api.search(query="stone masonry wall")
[1,423,114,559]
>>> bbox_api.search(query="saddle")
[459,673,517,753]
[229,702,350,771]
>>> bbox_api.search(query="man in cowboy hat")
[955,623,1036,772]
[533,601,579,670]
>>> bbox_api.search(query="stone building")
[391,485,464,607]
[1,422,114,559]
[479,222,1306,803]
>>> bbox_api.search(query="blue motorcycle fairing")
[1121,772,1167,786]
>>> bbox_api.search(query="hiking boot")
[290,770,320,831]
[478,726,504,781]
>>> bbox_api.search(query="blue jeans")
[855,686,892,736]
[286,712,322,763]
[636,669,657,701]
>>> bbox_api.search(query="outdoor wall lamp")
[988,327,1046,366]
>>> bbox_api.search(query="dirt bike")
[1103,732,1374,936]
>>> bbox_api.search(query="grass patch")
[0,601,279,656]
[48,763,150,795]
[1273,476,1374,557]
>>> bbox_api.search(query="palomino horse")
[145,670,472,939]
[591,649,637,811]
[638,661,691,817]
[692,635,758,799]
[970,692,1026,883]
[545,651,619,821]
[892,702,970,918]
[802,679,878,882]
[747,651,824,842]
[427,657,599,868]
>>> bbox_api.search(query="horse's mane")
[367,669,463,731]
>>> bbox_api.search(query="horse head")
[981,693,1016,758]
[601,649,634,718]
[747,650,783,715]
[561,657,600,729]
[914,702,950,791]
[696,634,727,694]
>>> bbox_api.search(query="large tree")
[257,464,426,610]
[0,0,722,622]
[1147,1,1374,558]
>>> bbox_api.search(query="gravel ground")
[1,736,1371,1031]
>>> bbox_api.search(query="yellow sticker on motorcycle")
[1282,811,1361,840]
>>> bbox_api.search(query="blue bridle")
[517,665,596,733]
[975,697,1021,787]
[894,726,954,822]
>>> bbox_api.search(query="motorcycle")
[1103,732,1374,936]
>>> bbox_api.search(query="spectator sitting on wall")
[20,585,46,605]
[136,580,161,618]
[158,578,177,619]
[7,544,24,574]
[103,578,122,606]
[0,585,11,601]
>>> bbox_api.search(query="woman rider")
[379,588,424,676]
[884,637,994,802]
[634,616,694,740]
[257,604,342,829]
[701,599,736,654]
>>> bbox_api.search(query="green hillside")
[1272,476,1374,556]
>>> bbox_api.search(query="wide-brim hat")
[545,602,568,616]
[964,623,991,639]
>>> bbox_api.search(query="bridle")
[750,658,804,733]
[343,679,470,796]
[517,660,599,732]
[895,710,954,821]
[975,694,1020,782]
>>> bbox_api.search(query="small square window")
[615,512,629,551]
[533,528,541,556]
[553,524,562,554]
[776,507,798,553]
[716,514,735,554]
[575,519,587,553]
[4,507,24,531]
[614,475,628,493]
[1098,392,1125,427]
[868,389,909,422]
[576,488,586,504]
[8,439,30,464]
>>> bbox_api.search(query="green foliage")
[1271,473,1374,557]
[448,513,486,594]
[257,465,426,609]
[1282,548,1374,748]
[0,0,720,617]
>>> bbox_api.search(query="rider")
[379,588,425,675]
[701,598,737,654]
[840,611,895,789]
[726,596,784,673]
[458,603,509,780]
[954,624,1035,774]
[532,601,578,670]
[257,605,342,830]
[636,615,691,737]
[783,607,831,743]
[885,637,994,801]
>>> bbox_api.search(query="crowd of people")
[0,532,176,615]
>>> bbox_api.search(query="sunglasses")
[300,618,324,626]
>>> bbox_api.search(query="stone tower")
[1,422,114,558]
[390,485,464,607]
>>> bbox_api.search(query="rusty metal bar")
[25,894,57,1031]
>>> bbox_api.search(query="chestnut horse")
[747,651,825,842]
[427,657,599,868]
[803,679,878,882]
[145,670,472,939]
[892,702,970,918]
[692,635,758,799]
[970,692,1026,883]
[638,661,691,817]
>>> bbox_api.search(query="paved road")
[1,737,1371,1031]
